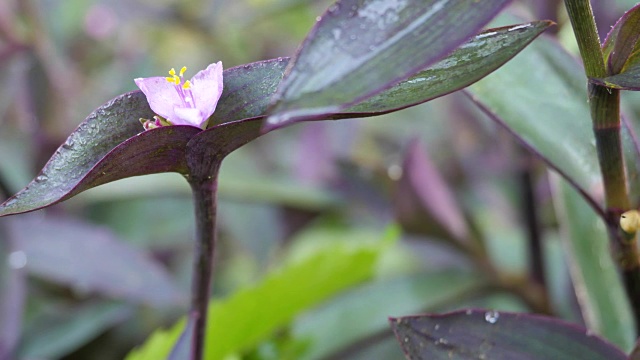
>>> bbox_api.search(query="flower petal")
[190,62,224,122]
[134,77,182,120]
[173,107,205,127]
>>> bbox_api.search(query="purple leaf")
[7,215,185,307]
[390,310,627,360]
[602,3,640,75]
[394,139,471,247]
[265,0,513,128]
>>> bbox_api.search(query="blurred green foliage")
[2,0,640,359]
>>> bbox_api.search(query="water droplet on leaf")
[484,310,499,324]
[35,174,48,183]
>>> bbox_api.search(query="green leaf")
[292,270,487,360]
[467,31,640,214]
[390,310,627,360]
[19,301,133,359]
[265,0,513,128]
[343,21,553,117]
[126,227,396,360]
[550,175,635,351]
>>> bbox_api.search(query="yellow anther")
[182,80,192,90]
[179,66,187,77]
[165,76,180,85]
[168,68,176,76]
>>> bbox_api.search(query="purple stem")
[187,170,220,360]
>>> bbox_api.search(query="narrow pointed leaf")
[591,63,640,90]
[265,0,513,128]
[550,175,635,351]
[602,3,640,75]
[395,139,470,246]
[390,310,627,360]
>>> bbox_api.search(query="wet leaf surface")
[390,310,627,360]
[265,0,513,128]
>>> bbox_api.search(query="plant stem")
[188,172,220,360]
[564,0,640,332]
[519,151,546,288]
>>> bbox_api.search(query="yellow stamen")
[165,76,180,85]
[182,80,192,90]
[179,66,187,77]
[168,68,176,76]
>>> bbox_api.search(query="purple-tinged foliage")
[394,139,472,248]
[7,216,184,307]
[390,310,627,360]
[592,4,640,90]
[0,21,552,217]
[264,0,514,129]
[602,3,640,76]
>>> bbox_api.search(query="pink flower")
[135,62,223,129]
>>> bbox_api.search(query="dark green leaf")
[467,30,640,215]
[265,0,513,128]
[390,310,627,360]
[551,176,635,351]
[19,301,133,359]
[591,63,640,90]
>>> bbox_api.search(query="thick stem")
[188,172,220,360]
[590,84,640,324]
[565,0,640,333]
[563,0,606,78]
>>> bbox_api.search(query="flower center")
[165,66,195,108]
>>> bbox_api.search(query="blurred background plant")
[2,0,640,359]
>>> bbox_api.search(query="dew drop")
[484,310,499,324]
[435,338,449,345]
[62,138,75,150]
[465,309,473,315]
[35,174,49,183]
